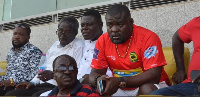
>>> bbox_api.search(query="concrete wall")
[0,0,4,21]
[0,1,199,61]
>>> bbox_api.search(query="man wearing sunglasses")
[0,23,43,95]
[5,17,84,96]
[48,54,99,97]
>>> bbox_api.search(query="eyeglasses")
[14,24,31,34]
[14,24,28,29]
[55,65,77,72]
[56,29,73,36]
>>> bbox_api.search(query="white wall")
[0,1,199,61]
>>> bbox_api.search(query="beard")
[12,41,25,49]
[109,33,125,44]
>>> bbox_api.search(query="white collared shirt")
[77,40,112,79]
[77,40,96,79]
[31,38,84,86]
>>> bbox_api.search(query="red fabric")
[49,84,100,97]
[91,24,170,87]
[178,16,200,83]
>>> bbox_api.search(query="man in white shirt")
[79,9,112,84]
[5,16,84,96]
[40,9,112,96]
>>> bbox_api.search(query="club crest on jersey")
[144,46,158,59]
[129,52,138,62]
[93,48,99,59]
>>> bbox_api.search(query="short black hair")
[58,16,79,36]
[14,23,31,36]
[52,54,77,71]
[83,9,102,23]
[106,4,131,18]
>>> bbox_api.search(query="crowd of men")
[0,4,200,96]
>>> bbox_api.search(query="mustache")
[110,33,121,37]
[12,41,23,48]
[62,75,72,79]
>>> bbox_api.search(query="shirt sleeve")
[5,48,42,84]
[73,41,84,69]
[141,31,167,70]
[91,35,109,69]
[178,17,200,43]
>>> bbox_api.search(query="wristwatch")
[10,78,15,86]
[119,77,126,88]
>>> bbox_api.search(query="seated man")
[48,54,99,97]
[150,16,200,96]
[0,23,43,95]
[89,4,170,96]
[40,9,112,96]
[5,16,84,96]
[78,9,112,83]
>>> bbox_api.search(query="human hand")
[81,74,89,84]
[97,75,120,96]
[0,80,12,90]
[15,82,34,90]
[172,71,187,84]
[37,70,53,81]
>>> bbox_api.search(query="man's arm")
[172,31,186,84]
[89,66,162,96]
[124,66,162,87]
[89,68,107,87]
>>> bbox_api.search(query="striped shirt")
[48,80,99,97]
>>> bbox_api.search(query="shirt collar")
[70,80,83,96]
[57,38,76,48]
[49,80,82,96]
[11,42,30,51]
[85,40,97,44]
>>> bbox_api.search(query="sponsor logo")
[144,46,158,59]
[107,56,116,60]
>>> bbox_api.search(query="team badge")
[93,48,99,59]
[144,46,158,59]
[129,52,138,62]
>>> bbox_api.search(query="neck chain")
[116,35,132,58]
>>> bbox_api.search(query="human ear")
[99,22,103,28]
[130,18,134,25]
[52,72,56,80]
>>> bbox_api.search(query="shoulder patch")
[144,46,158,59]
[93,48,99,59]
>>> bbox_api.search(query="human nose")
[63,69,72,74]
[110,25,119,32]
[14,34,20,39]
[59,32,68,38]
[81,24,88,30]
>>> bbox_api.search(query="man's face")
[57,22,76,47]
[12,27,30,48]
[53,56,77,88]
[81,16,102,40]
[105,12,133,44]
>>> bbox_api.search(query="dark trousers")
[0,87,15,96]
[150,83,200,96]
[5,83,55,96]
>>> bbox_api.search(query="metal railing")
[0,0,192,32]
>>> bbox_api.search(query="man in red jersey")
[151,17,200,96]
[89,4,170,96]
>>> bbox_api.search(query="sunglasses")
[55,65,77,72]
[14,24,29,29]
